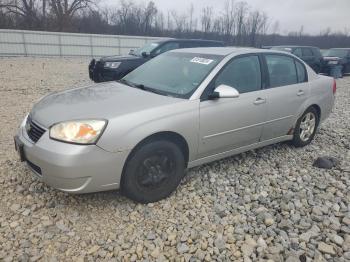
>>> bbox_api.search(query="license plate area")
[14,136,26,162]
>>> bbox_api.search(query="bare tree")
[171,10,187,34]
[222,0,236,42]
[234,1,249,45]
[142,1,157,34]
[201,6,213,34]
[187,3,194,33]
[49,0,96,31]
[246,10,268,46]
[0,0,41,28]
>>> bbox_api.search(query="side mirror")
[209,84,240,99]
[141,51,150,58]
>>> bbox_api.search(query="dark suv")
[322,48,350,77]
[89,39,225,82]
[270,46,323,73]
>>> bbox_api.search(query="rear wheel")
[121,140,185,203]
[292,107,319,147]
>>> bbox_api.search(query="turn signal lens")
[332,79,337,95]
[50,120,107,144]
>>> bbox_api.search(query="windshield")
[271,47,293,52]
[123,52,223,98]
[324,49,348,58]
[132,42,160,56]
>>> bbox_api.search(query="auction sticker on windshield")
[190,57,214,65]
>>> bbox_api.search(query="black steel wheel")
[121,140,185,203]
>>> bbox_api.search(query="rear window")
[324,49,349,58]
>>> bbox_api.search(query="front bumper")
[15,117,130,194]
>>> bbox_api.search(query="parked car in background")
[321,48,350,77]
[88,39,225,82]
[15,47,335,203]
[270,46,323,73]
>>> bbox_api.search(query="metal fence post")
[118,37,121,55]
[90,35,93,57]
[58,33,62,57]
[21,31,27,56]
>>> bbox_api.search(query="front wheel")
[121,140,185,203]
[292,107,319,147]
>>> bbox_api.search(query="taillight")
[332,79,337,95]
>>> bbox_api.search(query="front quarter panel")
[97,99,200,162]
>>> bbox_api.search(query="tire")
[292,107,319,147]
[121,140,185,203]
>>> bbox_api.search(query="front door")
[198,55,267,158]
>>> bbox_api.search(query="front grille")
[27,160,42,175]
[26,117,46,143]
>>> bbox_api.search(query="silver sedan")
[14,47,336,203]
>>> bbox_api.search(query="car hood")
[31,82,183,128]
[99,55,142,62]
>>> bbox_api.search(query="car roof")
[329,48,350,50]
[157,39,224,44]
[272,45,319,49]
[170,47,272,56]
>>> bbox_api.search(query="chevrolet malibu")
[14,48,336,203]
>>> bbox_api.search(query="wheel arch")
[120,131,190,187]
[309,104,321,120]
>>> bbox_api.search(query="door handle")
[253,97,266,105]
[297,90,305,96]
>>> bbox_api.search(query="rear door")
[260,54,309,141]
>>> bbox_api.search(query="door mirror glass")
[210,84,240,99]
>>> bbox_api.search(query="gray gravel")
[0,57,349,261]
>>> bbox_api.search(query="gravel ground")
[0,57,349,262]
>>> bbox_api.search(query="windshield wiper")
[134,84,166,95]
[117,79,136,87]
[118,79,169,96]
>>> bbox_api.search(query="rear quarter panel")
[303,72,334,124]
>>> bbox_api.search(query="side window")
[180,42,196,48]
[215,56,262,94]
[154,42,180,55]
[302,48,313,57]
[292,48,302,58]
[265,55,298,88]
[295,60,307,83]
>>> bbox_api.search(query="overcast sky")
[108,0,350,35]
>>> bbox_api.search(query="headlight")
[50,120,107,144]
[328,61,339,65]
[104,62,121,69]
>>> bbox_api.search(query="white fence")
[0,29,165,57]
